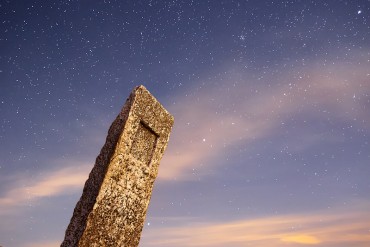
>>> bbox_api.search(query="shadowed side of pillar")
[61,91,135,247]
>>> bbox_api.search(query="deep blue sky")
[1,0,370,246]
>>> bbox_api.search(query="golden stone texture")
[61,85,174,247]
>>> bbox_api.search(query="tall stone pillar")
[61,85,174,247]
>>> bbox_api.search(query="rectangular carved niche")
[130,121,158,165]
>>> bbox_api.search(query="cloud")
[281,235,320,245]
[158,56,370,181]
[141,201,370,247]
[24,240,62,247]
[0,160,91,215]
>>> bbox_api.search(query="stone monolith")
[61,85,174,247]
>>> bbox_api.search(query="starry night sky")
[1,0,370,246]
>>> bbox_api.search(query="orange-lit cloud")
[158,57,370,181]
[281,235,320,245]
[141,201,370,246]
[0,160,91,214]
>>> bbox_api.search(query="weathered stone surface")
[61,85,174,247]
